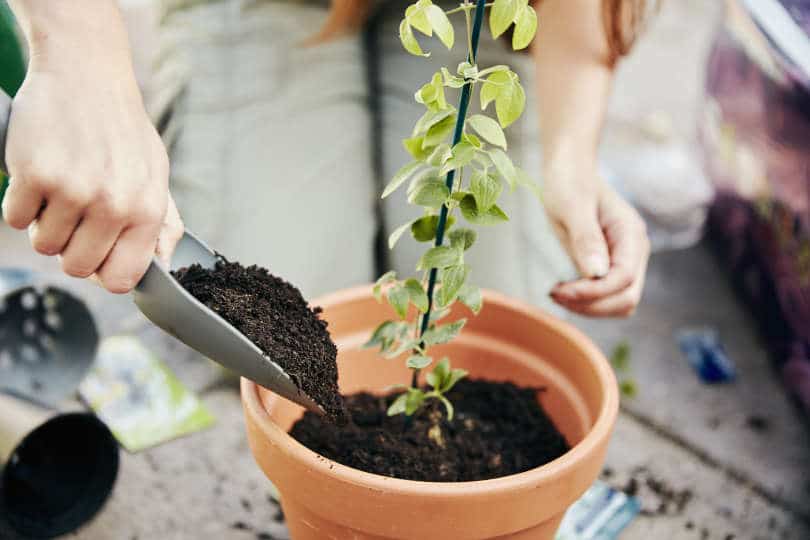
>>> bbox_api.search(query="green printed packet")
[555,481,640,540]
[79,336,215,452]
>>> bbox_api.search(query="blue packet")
[676,328,737,383]
[556,481,640,540]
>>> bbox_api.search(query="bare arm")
[3,0,183,292]
[533,0,650,317]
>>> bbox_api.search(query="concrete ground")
[2,0,810,539]
[1,232,808,540]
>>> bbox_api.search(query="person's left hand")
[543,169,650,318]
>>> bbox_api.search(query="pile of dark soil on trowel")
[173,260,346,422]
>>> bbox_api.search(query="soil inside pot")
[173,261,346,422]
[290,379,570,482]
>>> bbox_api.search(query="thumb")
[563,214,610,279]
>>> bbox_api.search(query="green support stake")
[0,1,26,203]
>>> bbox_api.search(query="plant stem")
[445,2,494,16]
[411,0,487,389]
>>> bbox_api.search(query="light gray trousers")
[153,0,576,314]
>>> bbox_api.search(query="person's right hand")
[1,8,183,293]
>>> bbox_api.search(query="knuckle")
[615,267,635,289]
[61,185,94,208]
[61,258,96,279]
[95,192,130,222]
[3,207,30,230]
[31,235,61,256]
[104,275,137,294]
[135,201,166,225]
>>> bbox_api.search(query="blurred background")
[0,0,809,539]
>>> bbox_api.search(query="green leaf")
[388,221,413,250]
[426,4,454,49]
[413,108,454,136]
[383,161,422,199]
[415,73,448,111]
[387,284,411,319]
[403,136,434,161]
[512,4,538,50]
[405,388,426,415]
[480,72,502,110]
[440,264,469,306]
[373,271,397,301]
[426,143,452,167]
[448,228,477,251]
[515,166,542,200]
[387,393,408,416]
[407,169,440,195]
[427,358,450,389]
[495,74,525,128]
[489,148,517,190]
[407,354,432,369]
[441,67,465,88]
[423,114,456,147]
[480,71,525,128]
[440,142,476,175]
[363,320,407,350]
[411,215,438,242]
[467,114,507,149]
[490,0,519,38]
[459,194,509,225]
[405,1,433,35]
[383,337,419,359]
[399,19,427,57]
[458,283,483,314]
[473,149,493,168]
[462,132,482,148]
[417,245,463,270]
[470,170,503,211]
[408,179,450,208]
[422,319,466,346]
[404,278,429,312]
[429,307,451,322]
[441,367,468,393]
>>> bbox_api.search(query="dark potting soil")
[173,260,345,421]
[289,379,570,482]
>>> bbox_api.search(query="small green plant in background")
[610,340,638,398]
[364,0,541,422]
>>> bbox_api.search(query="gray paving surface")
[2,225,809,540]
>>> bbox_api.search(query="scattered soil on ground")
[174,261,345,421]
[618,466,693,516]
[290,379,570,482]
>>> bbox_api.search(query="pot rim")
[242,285,619,497]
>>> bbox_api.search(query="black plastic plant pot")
[0,411,120,539]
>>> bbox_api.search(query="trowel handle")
[0,87,10,175]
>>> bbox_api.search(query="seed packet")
[555,481,640,540]
[79,335,215,452]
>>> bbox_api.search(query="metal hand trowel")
[132,232,325,414]
[0,88,323,415]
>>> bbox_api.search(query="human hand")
[543,166,650,318]
[1,11,183,293]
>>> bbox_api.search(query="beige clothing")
[153,0,576,314]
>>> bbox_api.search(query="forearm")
[532,0,615,179]
[8,0,135,77]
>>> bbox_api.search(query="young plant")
[365,0,541,421]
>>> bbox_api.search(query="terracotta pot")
[242,287,618,540]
